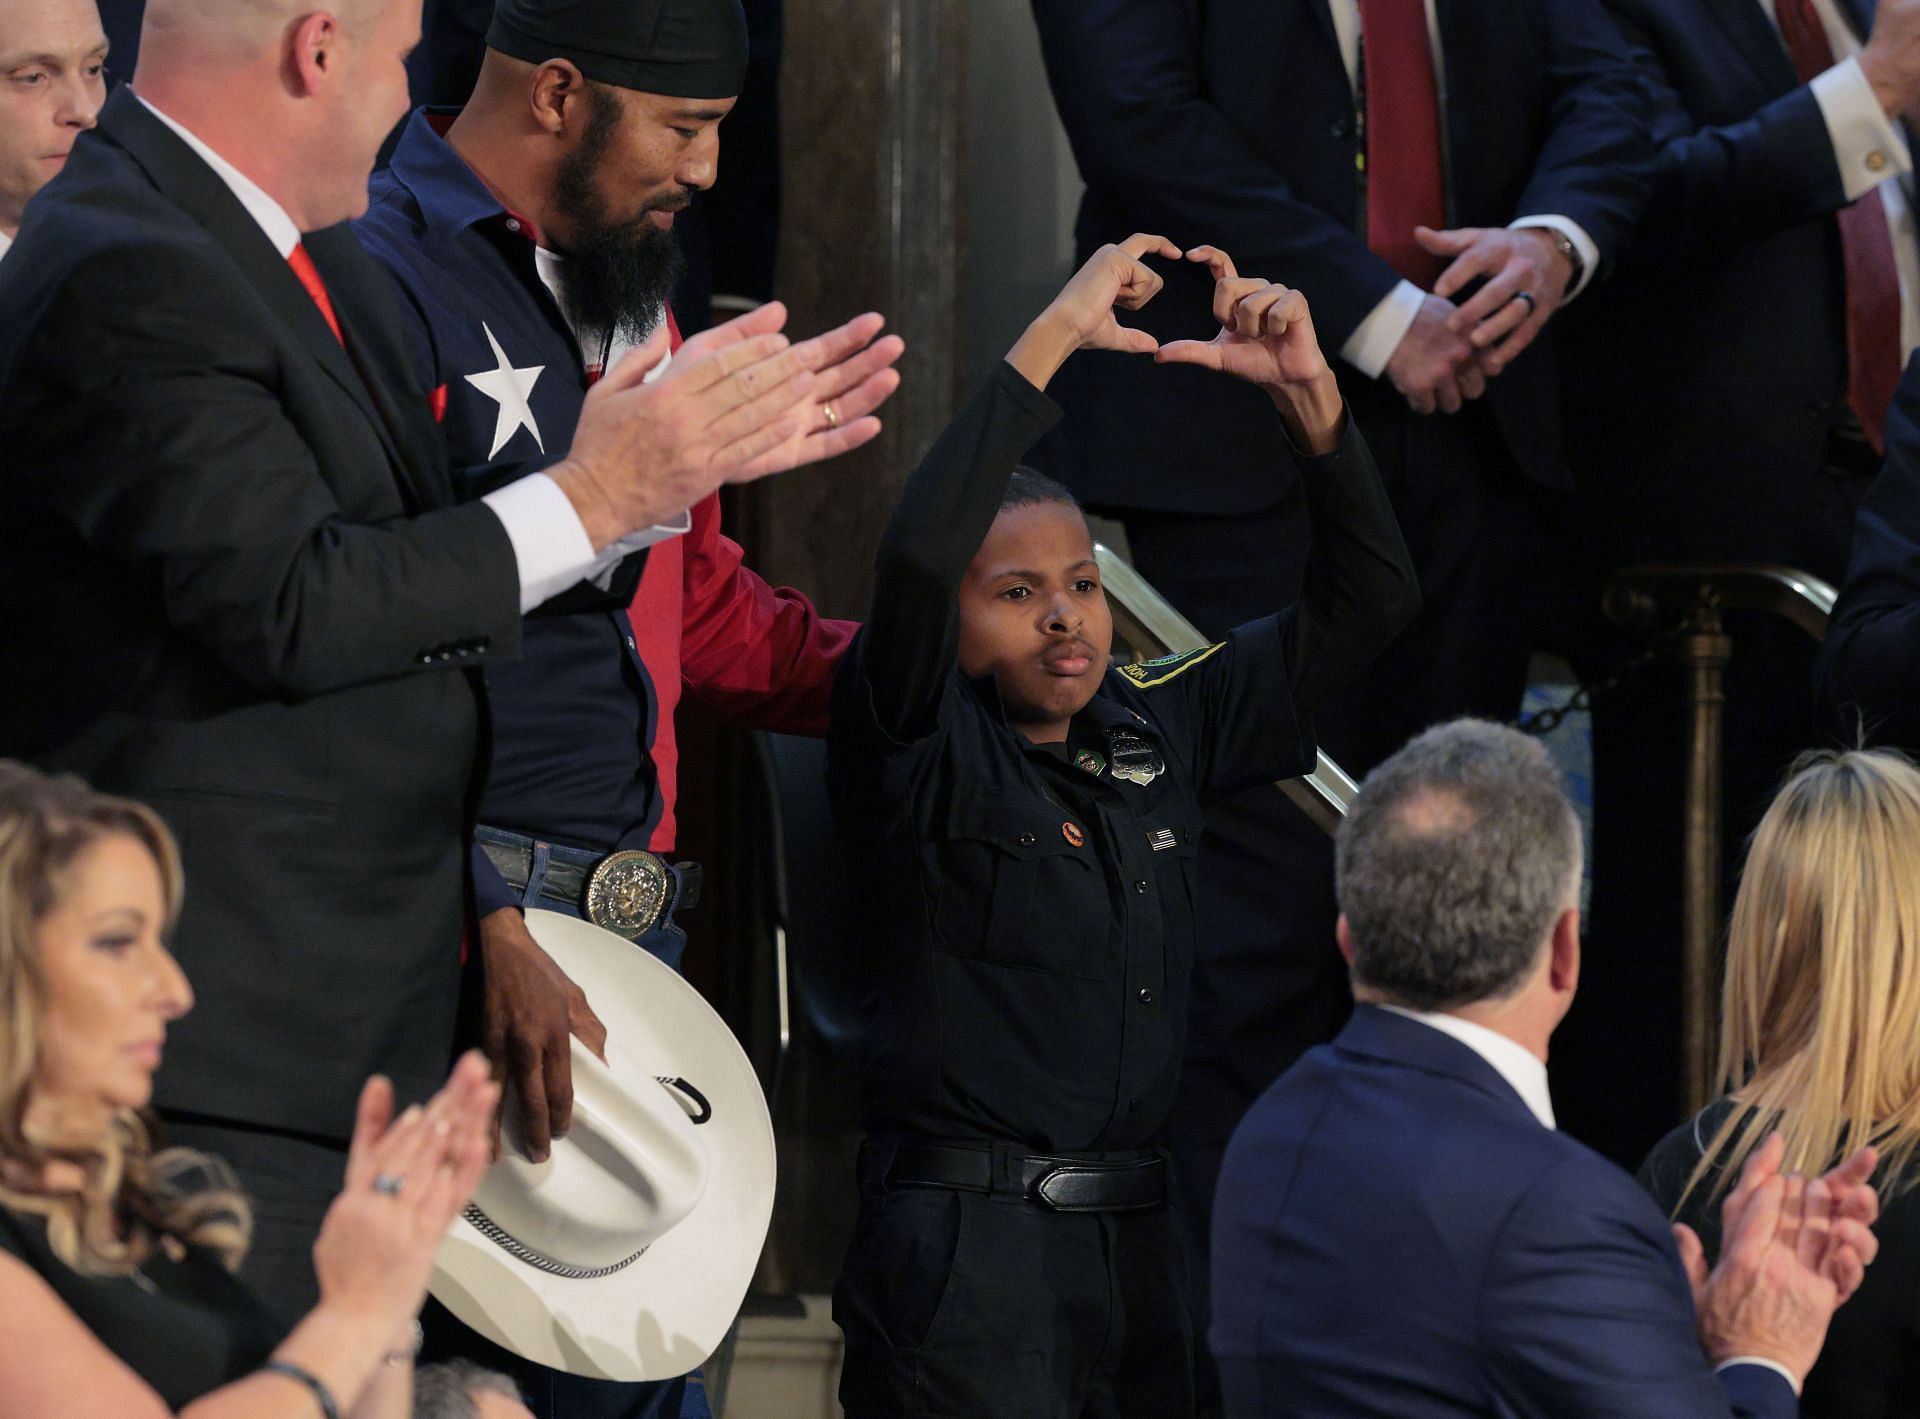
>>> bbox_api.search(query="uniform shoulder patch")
[1117,642,1225,688]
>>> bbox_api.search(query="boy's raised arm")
[852,236,1182,745]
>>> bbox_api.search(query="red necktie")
[1777,0,1903,452]
[287,243,344,346]
[1358,0,1448,289]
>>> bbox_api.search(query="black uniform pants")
[834,1181,1193,1418]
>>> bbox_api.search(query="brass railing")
[1095,544,1357,832]
[1603,564,1838,1111]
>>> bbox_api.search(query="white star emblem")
[464,322,545,459]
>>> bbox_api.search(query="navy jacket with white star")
[356,109,665,884]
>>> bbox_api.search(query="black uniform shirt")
[829,361,1416,1153]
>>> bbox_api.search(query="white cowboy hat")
[429,909,776,1381]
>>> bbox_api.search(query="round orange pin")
[1062,822,1085,847]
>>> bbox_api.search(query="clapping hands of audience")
[1677,1133,1883,1386]
[311,1051,498,1346]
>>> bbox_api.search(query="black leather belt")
[478,830,702,941]
[863,1138,1169,1214]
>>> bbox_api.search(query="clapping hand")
[1678,1134,1882,1387]
[312,1051,499,1335]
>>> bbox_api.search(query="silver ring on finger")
[1511,291,1537,316]
[822,401,840,430]
[373,1172,407,1197]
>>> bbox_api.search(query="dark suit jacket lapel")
[1706,0,1801,94]
[1301,0,1339,58]
[1841,0,1876,44]
[305,224,453,514]
[95,90,405,475]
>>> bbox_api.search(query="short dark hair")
[413,1360,525,1419]
[1000,465,1083,515]
[1335,720,1582,1010]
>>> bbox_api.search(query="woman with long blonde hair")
[1641,746,1920,1417]
[0,762,499,1418]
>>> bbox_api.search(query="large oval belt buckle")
[584,850,671,940]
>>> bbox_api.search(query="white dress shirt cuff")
[1509,215,1601,300]
[1811,56,1912,203]
[482,473,689,612]
[1341,279,1425,380]
[1716,1356,1803,1396]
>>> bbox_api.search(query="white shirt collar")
[0,229,12,265]
[134,93,302,258]
[1380,1004,1557,1130]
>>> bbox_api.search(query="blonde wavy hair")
[1684,747,1920,1208]
[0,761,250,1275]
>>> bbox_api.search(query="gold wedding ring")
[822,401,840,429]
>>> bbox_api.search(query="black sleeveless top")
[0,1204,281,1407]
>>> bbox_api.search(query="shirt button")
[506,218,522,232]
[1134,879,1149,894]
[1868,150,1890,173]
[1137,987,1154,1004]
[1018,832,1036,847]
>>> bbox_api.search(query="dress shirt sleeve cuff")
[1811,56,1913,201]
[1716,1356,1803,1396]
[481,474,690,613]
[1509,216,1601,300]
[1340,280,1425,380]
[589,508,693,590]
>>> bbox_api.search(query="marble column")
[731,0,971,1303]
[738,0,971,620]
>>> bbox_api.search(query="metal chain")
[1514,638,1667,738]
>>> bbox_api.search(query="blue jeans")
[426,830,709,1419]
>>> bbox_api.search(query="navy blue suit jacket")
[1562,0,1893,570]
[1028,0,1650,514]
[1210,1006,1799,1418]
[1818,351,1920,745]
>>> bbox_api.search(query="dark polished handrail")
[1095,544,1357,833]
[1602,562,1837,1113]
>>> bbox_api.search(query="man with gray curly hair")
[1208,719,1882,1418]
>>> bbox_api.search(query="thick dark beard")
[549,83,689,347]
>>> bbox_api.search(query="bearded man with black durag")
[353,2,900,1417]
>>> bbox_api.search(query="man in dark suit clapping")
[1212,719,1881,1419]
[0,0,885,1317]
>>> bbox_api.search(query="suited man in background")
[1819,356,1920,745]
[0,0,106,261]
[1557,0,1920,1166]
[1026,3,1650,1405]
[0,0,875,1318]
[1212,719,1880,1419]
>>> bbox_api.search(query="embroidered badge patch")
[1148,828,1179,852]
[1117,642,1225,688]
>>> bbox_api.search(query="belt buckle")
[584,849,671,940]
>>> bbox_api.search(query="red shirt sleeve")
[673,493,857,736]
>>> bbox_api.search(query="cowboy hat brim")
[429,909,776,1381]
